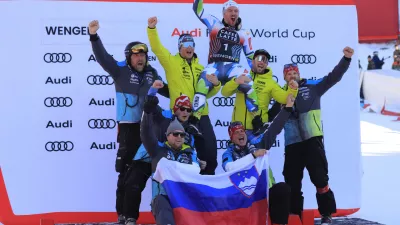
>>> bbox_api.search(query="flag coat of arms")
[153,155,269,225]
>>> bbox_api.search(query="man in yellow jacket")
[222,49,298,138]
[147,16,221,175]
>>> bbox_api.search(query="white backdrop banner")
[0,0,360,224]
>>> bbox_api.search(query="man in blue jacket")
[268,46,354,225]
[88,20,169,224]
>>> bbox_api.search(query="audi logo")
[45,141,74,152]
[43,53,72,63]
[87,75,114,85]
[44,97,73,107]
[291,54,317,64]
[88,119,116,129]
[213,97,235,107]
[216,139,230,150]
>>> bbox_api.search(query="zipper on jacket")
[187,60,196,91]
[313,112,321,132]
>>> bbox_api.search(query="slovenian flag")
[153,155,269,225]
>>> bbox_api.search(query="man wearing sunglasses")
[222,49,298,139]
[222,94,295,225]
[268,47,354,225]
[122,81,206,225]
[192,0,259,121]
[141,96,200,225]
[147,16,220,175]
[88,20,170,224]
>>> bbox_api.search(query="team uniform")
[90,33,169,223]
[268,56,351,224]
[192,0,258,117]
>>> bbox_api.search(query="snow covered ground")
[351,111,400,225]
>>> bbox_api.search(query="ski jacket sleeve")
[252,107,292,149]
[207,82,222,98]
[271,82,298,104]
[314,56,351,96]
[140,111,159,159]
[193,0,219,30]
[90,34,120,79]
[221,78,239,97]
[147,27,172,76]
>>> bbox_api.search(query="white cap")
[222,0,239,13]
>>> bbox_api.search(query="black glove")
[252,115,263,132]
[188,115,200,126]
[143,95,159,113]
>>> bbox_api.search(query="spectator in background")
[367,55,375,70]
[393,44,400,59]
[392,54,400,71]
[372,51,385,69]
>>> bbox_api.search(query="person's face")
[179,42,195,59]
[175,106,192,122]
[223,6,239,27]
[252,55,268,73]
[284,70,300,83]
[231,129,247,147]
[167,130,185,149]
[130,53,146,72]
[396,46,398,50]
[368,57,372,61]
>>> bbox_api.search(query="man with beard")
[88,20,169,224]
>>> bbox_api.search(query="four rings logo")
[44,97,73,107]
[43,53,72,63]
[88,119,116,129]
[291,54,317,64]
[216,139,230,150]
[87,75,114,85]
[45,141,74,152]
[213,97,235,107]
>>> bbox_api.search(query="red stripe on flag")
[173,199,268,225]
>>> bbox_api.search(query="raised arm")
[147,17,172,74]
[193,0,219,30]
[252,95,294,149]
[221,75,251,97]
[314,47,353,96]
[88,20,120,79]
[140,109,159,158]
[271,80,298,104]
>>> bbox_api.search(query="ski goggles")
[283,63,299,75]
[180,41,195,48]
[130,43,148,54]
[255,55,268,63]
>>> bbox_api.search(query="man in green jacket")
[147,16,221,175]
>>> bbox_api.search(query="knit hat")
[228,121,245,139]
[166,117,185,136]
[222,0,239,13]
[173,95,192,113]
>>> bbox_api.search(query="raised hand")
[88,20,99,35]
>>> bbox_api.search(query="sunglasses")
[181,42,195,48]
[179,107,192,113]
[131,43,148,54]
[171,132,186,138]
[284,63,298,68]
